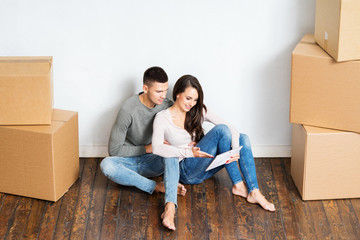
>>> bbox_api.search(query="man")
[100,66,184,230]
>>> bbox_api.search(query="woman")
[152,75,275,230]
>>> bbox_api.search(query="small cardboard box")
[0,109,79,201]
[291,124,360,200]
[0,57,53,125]
[290,34,360,133]
[315,0,360,62]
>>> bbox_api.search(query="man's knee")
[100,157,116,177]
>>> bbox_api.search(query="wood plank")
[69,158,98,239]
[53,158,85,239]
[84,158,108,240]
[283,158,317,239]
[249,159,271,240]
[146,189,162,239]
[271,158,301,239]
[205,177,223,240]
[0,193,5,212]
[6,197,33,239]
[99,180,120,240]
[37,200,63,240]
[190,183,209,239]
[286,159,332,240]
[267,159,287,239]
[177,184,193,239]
[253,158,284,239]
[116,186,134,240]
[337,199,360,238]
[232,190,255,239]
[351,198,360,226]
[132,190,150,239]
[0,195,20,239]
[306,200,332,239]
[214,168,237,240]
[21,199,47,239]
[323,200,351,239]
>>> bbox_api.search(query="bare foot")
[155,182,187,196]
[161,202,176,231]
[247,189,275,212]
[232,181,248,198]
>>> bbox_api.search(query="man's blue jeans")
[100,154,179,206]
[179,124,259,193]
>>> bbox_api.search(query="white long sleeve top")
[152,108,240,161]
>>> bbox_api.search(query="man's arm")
[108,110,147,157]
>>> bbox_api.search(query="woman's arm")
[152,113,194,158]
[204,109,240,148]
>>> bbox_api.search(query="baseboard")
[79,145,291,158]
[79,145,109,158]
[252,145,291,158]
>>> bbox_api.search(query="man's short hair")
[143,66,168,86]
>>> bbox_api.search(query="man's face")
[144,81,169,105]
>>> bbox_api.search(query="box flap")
[0,109,77,134]
[303,125,357,135]
[300,34,315,44]
[0,57,52,75]
[52,109,78,122]
[293,35,333,59]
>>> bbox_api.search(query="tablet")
[205,146,243,171]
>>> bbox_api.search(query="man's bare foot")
[161,202,176,231]
[247,189,275,211]
[155,182,187,196]
[232,181,248,198]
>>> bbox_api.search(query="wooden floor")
[1,158,360,240]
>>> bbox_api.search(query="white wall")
[0,0,316,157]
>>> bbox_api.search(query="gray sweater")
[108,93,173,157]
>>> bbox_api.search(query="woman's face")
[176,86,199,112]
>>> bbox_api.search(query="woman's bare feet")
[155,182,187,196]
[232,181,248,198]
[247,189,275,211]
[161,202,176,231]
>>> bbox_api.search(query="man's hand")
[146,141,170,153]
[145,144,152,153]
[192,147,213,158]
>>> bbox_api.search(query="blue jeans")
[100,154,179,206]
[179,124,259,193]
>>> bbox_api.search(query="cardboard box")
[291,124,360,200]
[0,57,53,125]
[315,0,360,62]
[0,109,79,201]
[290,34,360,133]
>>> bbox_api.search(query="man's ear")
[143,85,148,94]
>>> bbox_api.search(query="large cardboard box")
[0,109,79,201]
[291,124,360,200]
[290,34,360,133]
[314,0,360,62]
[0,57,53,125]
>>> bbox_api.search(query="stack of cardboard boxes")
[290,0,360,200]
[0,57,79,202]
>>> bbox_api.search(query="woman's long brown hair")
[172,75,207,142]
